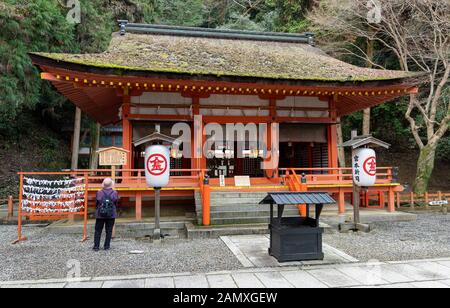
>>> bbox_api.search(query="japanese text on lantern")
[352,148,377,187]
[353,154,360,183]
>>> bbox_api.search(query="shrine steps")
[46,218,192,239]
[195,191,300,225]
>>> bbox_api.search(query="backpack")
[99,190,115,219]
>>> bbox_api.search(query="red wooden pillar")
[328,97,339,170]
[122,94,132,174]
[328,125,339,169]
[191,97,205,173]
[264,98,278,178]
[135,191,142,221]
[202,184,211,226]
[388,187,396,212]
[338,189,346,214]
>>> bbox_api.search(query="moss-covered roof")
[32,32,414,82]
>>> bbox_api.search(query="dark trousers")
[94,218,115,249]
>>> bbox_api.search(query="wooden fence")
[396,191,450,209]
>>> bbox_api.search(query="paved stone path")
[1,258,450,288]
[220,235,358,268]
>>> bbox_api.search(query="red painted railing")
[279,167,395,186]
[8,167,399,224]
[65,169,206,189]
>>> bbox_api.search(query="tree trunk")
[89,122,101,170]
[413,142,438,194]
[362,37,374,135]
[362,108,371,135]
[336,118,346,167]
[71,107,82,170]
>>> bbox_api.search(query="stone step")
[195,192,271,199]
[194,191,307,226]
[186,222,333,239]
[196,203,299,211]
[195,195,264,203]
[209,192,270,198]
[208,209,300,219]
[196,196,270,204]
[185,222,269,239]
[209,216,287,225]
[46,220,190,238]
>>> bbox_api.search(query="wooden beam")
[71,107,82,170]
[128,114,191,121]
[133,102,329,112]
[122,96,132,172]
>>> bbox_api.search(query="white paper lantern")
[352,148,377,187]
[145,145,170,188]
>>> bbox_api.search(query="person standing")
[93,178,118,251]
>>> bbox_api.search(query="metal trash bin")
[259,192,336,262]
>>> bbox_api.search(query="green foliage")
[202,0,312,32]
[0,0,77,136]
[264,0,312,32]
[218,12,265,31]
[341,97,415,148]
[153,0,205,26]
[75,1,114,53]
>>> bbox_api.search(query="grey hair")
[102,178,115,189]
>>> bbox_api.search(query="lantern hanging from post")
[145,144,170,188]
[352,148,377,187]
[340,131,390,233]
[134,129,178,242]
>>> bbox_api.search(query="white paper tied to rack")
[145,145,170,188]
[352,148,377,187]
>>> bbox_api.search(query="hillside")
[0,114,70,197]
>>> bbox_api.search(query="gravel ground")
[0,225,242,282]
[2,213,450,282]
[324,213,450,262]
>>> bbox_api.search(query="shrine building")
[29,22,418,224]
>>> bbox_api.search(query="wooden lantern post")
[339,131,391,233]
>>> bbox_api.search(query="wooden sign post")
[97,147,129,181]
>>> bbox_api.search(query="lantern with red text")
[352,148,377,187]
[145,145,170,188]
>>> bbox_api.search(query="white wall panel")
[131,92,190,105]
[277,96,329,108]
[200,94,269,107]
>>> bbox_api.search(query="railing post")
[136,191,142,221]
[387,188,395,212]
[438,191,445,214]
[7,196,13,219]
[338,189,345,214]
[202,174,210,226]
[137,169,143,186]
[392,167,399,183]
[410,192,415,210]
